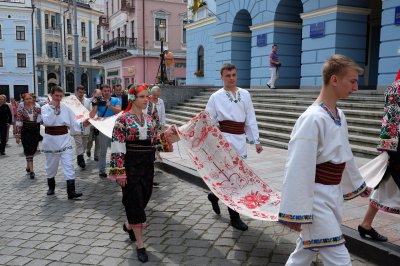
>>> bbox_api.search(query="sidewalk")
[0,136,381,265]
[160,142,400,257]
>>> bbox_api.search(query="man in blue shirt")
[89,84,121,177]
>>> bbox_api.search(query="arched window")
[197,45,204,72]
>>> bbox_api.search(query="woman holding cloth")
[108,83,178,263]
[14,93,41,179]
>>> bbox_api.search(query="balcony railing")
[0,0,25,3]
[45,28,61,36]
[90,37,137,58]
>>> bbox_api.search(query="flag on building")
[193,0,201,15]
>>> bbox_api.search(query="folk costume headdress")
[377,70,400,152]
[124,83,149,113]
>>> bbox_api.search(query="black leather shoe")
[30,172,35,179]
[230,217,248,231]
[99,172,107,178]
[136,248,148,263]
[123,223,136,241]
[358,225,388,242]
[207,193,221,215]
[86,151,91,157]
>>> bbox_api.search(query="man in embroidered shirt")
[89,84,121,178]
[206,63,263,231]
[41,86,89,199]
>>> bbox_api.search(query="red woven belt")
[219,120,245,135]
[315,162,346,185]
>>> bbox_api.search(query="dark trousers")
[0,125,7,152]
[208,192,240,219]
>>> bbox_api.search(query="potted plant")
[194,69,204,77]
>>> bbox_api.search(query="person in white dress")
[206,63,263,231]
[70,85,92,169]
[278,55,372,266]
[41,86,89,199]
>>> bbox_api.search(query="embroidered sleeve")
[15,109,24,137]
[341,157,367,200]
[109,115,127,179]
[377,80,400,152]
[244,91,260,144]
[278,114,319,224]
[155,131,173,152]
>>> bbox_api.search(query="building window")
[82,47,86,62]
[17,53,26,68]
[81,22,86,37]
[0,25,2,39]
[97,25,101,39]
[68,45,73,60]
[54,43,59,58]
[183,20,187,44]
[51,15,56,29]
[0,52,3,67]
[130,20,134,39]
[67,19,72,34]
[45,14,49,29]
[197,45,204,72]
[155,18,167,41]
[16,26,25,40]
[47,42,53,58]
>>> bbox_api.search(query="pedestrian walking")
[14,93,41,179]
[108,83,178,262]
[89,84,121,178]
[358,75,400,242]
[86,89,101,161]
[278,55,371,265]
[267,44,280,89]
[206,63,263,231]
[41,86,89,199]
[2,95,14,144]
[71,85,92,169]
[149,86,166,132]
[0,94,12,155]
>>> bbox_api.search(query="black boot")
[77,154,86,169]
[228,208,248,231]
[207,192,221,215]
[66,180,82,200]
[47,178,55,195]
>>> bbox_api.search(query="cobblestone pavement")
[0,139,377,265]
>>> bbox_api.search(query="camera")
[92,96,107,106]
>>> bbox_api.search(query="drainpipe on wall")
[142,0,145,82]
[31,4,37,95]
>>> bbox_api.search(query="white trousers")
[72,134,89,156]
[286,238,351,266]
[267,67,279,88]
[45,148,75,180]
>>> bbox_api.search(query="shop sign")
[107,70,119,76]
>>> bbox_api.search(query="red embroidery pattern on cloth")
[178,111,281,221]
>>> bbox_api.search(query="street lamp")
[158,21,166,84]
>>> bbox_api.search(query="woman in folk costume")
[358,74,400,242]
[14,93,41,179]
[278,55,371,266]
[108,83,178,263]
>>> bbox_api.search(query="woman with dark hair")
[109,84,178,263]
[14,93,41,179]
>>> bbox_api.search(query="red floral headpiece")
[124,83,149,113]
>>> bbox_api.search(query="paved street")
[0,136,378,265]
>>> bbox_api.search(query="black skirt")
[21,122,40,157]
[122,140,156,225]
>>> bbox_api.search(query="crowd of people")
[0,55,399,264]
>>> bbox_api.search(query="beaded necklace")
[319,103,341,126]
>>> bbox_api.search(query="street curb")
[156,160,400,265]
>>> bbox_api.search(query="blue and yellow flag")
[193,0,201,15]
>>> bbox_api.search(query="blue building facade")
[186,0,400,89]
[0,0,34,100]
